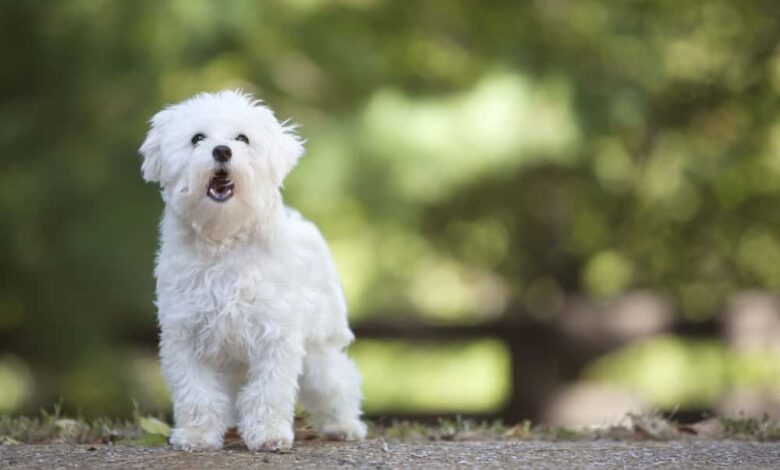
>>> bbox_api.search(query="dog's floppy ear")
[270,125,305,185]
[260,108,305,186]
[139,109,170,184]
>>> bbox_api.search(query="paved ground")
[1,440,779,469]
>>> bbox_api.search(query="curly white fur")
[140,90,366,452]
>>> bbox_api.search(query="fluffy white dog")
[140,90,366,452]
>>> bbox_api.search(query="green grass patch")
[2,406,779,445]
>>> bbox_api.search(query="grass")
[375,411,780,442]
[0,404,142,445]
[720,413,780,441]
[2,406,780,446]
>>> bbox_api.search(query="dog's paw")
[253,439,290,452]
[169,426,223,452]
[320,419,367,441]
[241,424,294,452]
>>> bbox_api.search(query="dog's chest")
[168,248,302,361]
[190,266,258,360]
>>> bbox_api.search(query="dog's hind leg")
[298,344,367,440]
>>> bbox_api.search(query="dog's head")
[140,90,303,240]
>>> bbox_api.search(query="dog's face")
[140,91,303,240]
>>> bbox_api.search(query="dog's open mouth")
[207,170,235,202]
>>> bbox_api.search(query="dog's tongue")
[207,172,235,202]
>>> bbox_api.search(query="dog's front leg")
[160,334,231,451]
[237,334,304,451]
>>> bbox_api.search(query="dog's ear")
[139,109,170,184]
[270,125,305,185]
[260,108,305,186]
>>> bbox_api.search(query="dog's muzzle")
[207,169,235,202]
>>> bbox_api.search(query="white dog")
[139,90,367,452]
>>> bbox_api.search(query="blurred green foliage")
[354,339,510,413]
[2,0,780,416]
[586,336,780,409]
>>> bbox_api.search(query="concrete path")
[1,440,779,469]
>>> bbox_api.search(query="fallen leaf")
[295,424,318,440]
[55,418,86,440]
[55,418,81,432]
[0,436,21,445]
[679,417,724,439]
[630,414,680,440]
[138,416,171,437]
[504,424,527,438]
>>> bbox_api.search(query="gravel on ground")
[2,440,779,469]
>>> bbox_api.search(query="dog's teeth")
[207,173,235,202]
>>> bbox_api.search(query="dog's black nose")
[212,145,232,162]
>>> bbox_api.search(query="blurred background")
[2,0,780,427]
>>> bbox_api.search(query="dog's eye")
[191,133,206,145]
[236,134,249,144]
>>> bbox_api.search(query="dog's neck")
[163,190,284,257]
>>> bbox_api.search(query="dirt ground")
[2,439,779,469]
